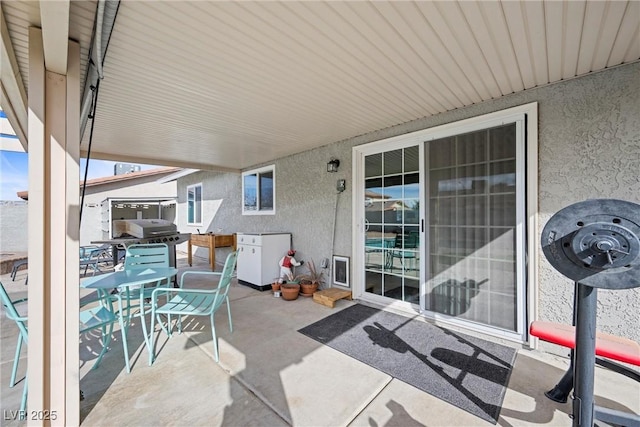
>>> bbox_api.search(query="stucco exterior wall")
[174,171,242,261]
[0,201,29,252]
[178,62,639,345]
[175,145,352,269]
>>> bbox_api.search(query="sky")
[0,150,159,201]
[1,109,159,200]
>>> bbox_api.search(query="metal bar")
[545,282,580,403]
[595,357,640,382]
[572,283,597,427]
[595,406,640,427]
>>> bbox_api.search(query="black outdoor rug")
[298,304,517,424]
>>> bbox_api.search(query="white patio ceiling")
[2,1,639,172]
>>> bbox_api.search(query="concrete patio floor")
[1,255,638,426]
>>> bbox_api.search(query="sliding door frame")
[352,102,538,343]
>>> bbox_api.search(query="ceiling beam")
[0,4,28,150]
[39,0,70,75]
[79,149,242,174]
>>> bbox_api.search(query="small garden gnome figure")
[279,250,303,280]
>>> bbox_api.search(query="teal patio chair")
[0,281,28,407]
[10,259,28,282]
[80,244,111,276]
[123,243,171,291]
[116,243,172,368]
[390,231,419,273]
[149,251,237,365]
[1,280,117,418]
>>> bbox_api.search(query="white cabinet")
[237,233,291,290]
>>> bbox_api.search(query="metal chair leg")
[10,333,23,387]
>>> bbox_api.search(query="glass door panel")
[425,123,519,332]
[364,146,420,304]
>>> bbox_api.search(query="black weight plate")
[541,199,640,289]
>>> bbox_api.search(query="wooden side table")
[188,233,237,271]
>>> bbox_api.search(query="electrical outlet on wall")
[337,179,346,192]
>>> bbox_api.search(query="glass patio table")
[81,267,178,372]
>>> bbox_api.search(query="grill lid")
[112,219,177,239]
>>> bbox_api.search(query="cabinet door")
[237,244,262,285]
[236,244,251,282]
[261,235,291,283]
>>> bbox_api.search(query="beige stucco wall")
[177,62,639,346]
[0,201,29,252]
[535,65,640,343]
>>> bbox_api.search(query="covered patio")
[2,255,639,426]
[1,1,638,425]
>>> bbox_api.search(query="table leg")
[188,240,193,267]
[210,237,215,271]
[139,288,155,367]
[113,290,131,373]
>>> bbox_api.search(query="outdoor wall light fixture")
[327,158,340,173]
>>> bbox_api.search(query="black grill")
[93,233,191,269]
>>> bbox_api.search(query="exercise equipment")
[536,198,640,427]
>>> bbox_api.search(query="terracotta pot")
[271,282,281,292]
[300,282,319,297]
[281,284,300,301]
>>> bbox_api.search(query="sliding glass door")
[356,109,529,338]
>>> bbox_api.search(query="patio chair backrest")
[177,251,238,311]
[80,244,111,260]
[124,243,169,270]
[211,251,237,310]
[80,244,112,276]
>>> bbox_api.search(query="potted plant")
[271,278,282,292]
[299,260,325,297]
[270,277,282,298]
[280,271,300,300]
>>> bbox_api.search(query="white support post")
[65,39,81,426]
[27,27,80,427]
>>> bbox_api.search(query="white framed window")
[242,165,275,215]
[187,183,203,225]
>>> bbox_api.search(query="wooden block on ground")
[313,288,352,308]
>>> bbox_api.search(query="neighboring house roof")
[365,200,408,212]
[16,167,181,200]
[365,190,389,200]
